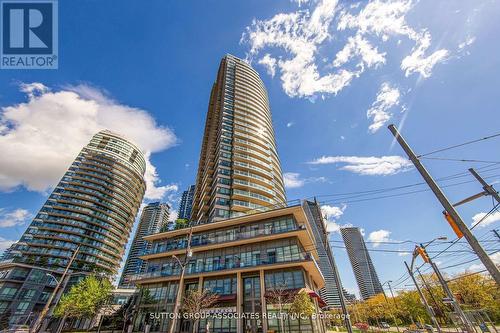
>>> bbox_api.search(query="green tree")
[289,291,315,317]
[449,272,500,322]
[54,276,113,321]
[174,219,188,230]
[397,290,429,324]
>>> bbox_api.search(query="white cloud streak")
[0,237,15,253]
[0,83,178,200]
[283,172,305,189]
[0,208,31,228]
[367,82,401,133]
[283,172,327,189]
[243,0,449,100]
[471,211,500,228]
[368,229,391,247]
[321,204,348,233]
[338,0,449,78]
[308,155,412,175]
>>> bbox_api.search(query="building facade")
[130,204,327,333]
[178,185,195,220]
[191,54,286,223]
[0,130,146,325]
[119,202,170,288]
[303,200,350,308]
[340,227,383,300]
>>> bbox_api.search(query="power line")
[417,132,500,158]
[327,243,479,254]
[312,164,500,200]
[446,270,488,283]
[319,174,500,206]
[440,250,500,270]
[420,157,500,164]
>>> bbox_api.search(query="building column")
[259,269,268,333]
[198,276,203,292]
[236,272,243,333]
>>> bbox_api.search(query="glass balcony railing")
[130,251,315,282]
[147,224,305,255]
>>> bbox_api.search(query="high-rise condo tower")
[191,54,286,223]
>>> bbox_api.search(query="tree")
[181,289,219,333]
[449,272,500,322]
[174,219,189,230]
[54,275,113,329]
[265,283,296,333]
[397,290,429,325]
[289,291,315,318]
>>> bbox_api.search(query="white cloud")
[283,172,327,189]
[243,0,360,98]
[258,54,277,77]
[308,155,412,175]
[283,172,305,189]
[0,237,15,253]
[471,211,500,228]
[400,32,449,78]
[0,83,178,200]
[333,33,386,69]
[242,0,449,100]
[338,0,449,78]
[368,229,391,247]
[468,253,500,272]
[398,251,411,256]
[367,82,401,133]
[0,208,31,228]
[287,122,294,128]
[321,204,348,233]
[458,36,476,50]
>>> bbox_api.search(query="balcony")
[131,251,322,286]
[145,224,306,258]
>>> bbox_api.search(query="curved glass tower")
[3,130,146,275]
[191,54,286,223]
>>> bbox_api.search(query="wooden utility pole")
[389,124,500,285]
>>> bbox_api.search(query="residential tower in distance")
[340,226,384,300]
[119,202,170,288]
[178,185,195,220]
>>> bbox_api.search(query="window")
[265,269,305,290]
[0,287,18,297]
[15,301,30,314]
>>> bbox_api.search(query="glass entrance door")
[243,276,263,333]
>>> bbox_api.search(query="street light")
[382,280,400,333]
[32,246,80,333]
[413,237,474,333]
[168,225,194,333]
[410,237,447,271]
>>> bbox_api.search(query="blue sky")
[1,0,499,297]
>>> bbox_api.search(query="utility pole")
[468,168,500,204]
[416,267,443,320]
[32,246,80,333]
[168,225,194,333]
[404,261,441,333]
[382,281,400,333]
[420,245,475,333]
[493,229,500,241]
[389,124,500,285]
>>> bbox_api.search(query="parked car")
[380,322,391,329]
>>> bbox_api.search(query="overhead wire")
[417,132,500,158]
